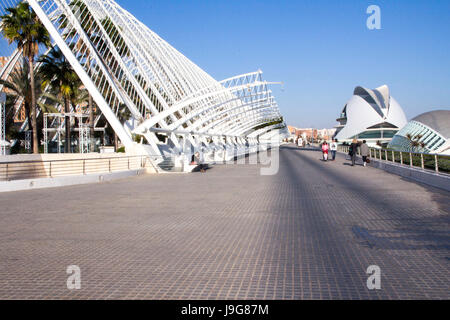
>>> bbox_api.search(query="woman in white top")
[330,139,338,161]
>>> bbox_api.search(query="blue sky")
[1,0,448,128]
[114,0,450,129]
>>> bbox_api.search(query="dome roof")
[412,110,450,138]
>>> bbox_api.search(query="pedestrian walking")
[349,139,359,166]
[322,142,329,161]
[330,139,338,161]
[360,140,370,167]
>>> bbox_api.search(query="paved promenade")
[0,145,448,299]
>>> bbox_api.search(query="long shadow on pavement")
[284,147,450,253]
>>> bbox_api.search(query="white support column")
[0,92,6,156]
[185,134,197,154]
[169,132,182,153]
[79,121,90,154]
[43,113,48,154]
[25,130,31,152]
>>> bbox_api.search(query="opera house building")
[334,85,408,146]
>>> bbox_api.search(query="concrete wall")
[368,158,450,192]
[0,153,154,181]
[0,169,153,193]
[0,153,158,192]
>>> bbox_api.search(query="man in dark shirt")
[349,139,359,166]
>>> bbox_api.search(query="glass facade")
[388,120,447,153]
[354,131,381,139]
[350,129,399,140]
[383,130,397,138]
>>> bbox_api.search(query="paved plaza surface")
[0,145,448,299]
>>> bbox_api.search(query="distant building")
[334,85,407,146]
[388,110,450,155]
[287,126,297,135]
[286,126,336,143]
[0,56,8,68]
[317,128,336,141]
[295,128,317,142]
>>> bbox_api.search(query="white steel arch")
[0,0,288,160]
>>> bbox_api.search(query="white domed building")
[334,85,408,146]
[388,110,450,155]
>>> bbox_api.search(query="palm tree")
[39,47,82,153]
[1,2,51,153]
[0,62,38,131]
[406,133,426,152]
[2,95,19,144]
[0,62,57,127]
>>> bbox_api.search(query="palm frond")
[37,101,59,114]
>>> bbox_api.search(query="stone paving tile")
[0,145,448,299]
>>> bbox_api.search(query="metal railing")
[0,155,157,182]
[0,143,281,180]
[338,145,450,174]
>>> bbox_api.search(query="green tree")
[1,95,19,146]
[1,2,51,153]
[39,47,82,153]
[0,63,57,145]
[0,62,38,133]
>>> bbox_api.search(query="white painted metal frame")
[0,92,5,155]
[0,0,288,159]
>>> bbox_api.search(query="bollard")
[421,154,424,170]
[409,153,413,167]
[435,154,439,173]
[400,152,403,165]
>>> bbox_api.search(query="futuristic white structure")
[388,110,450,155]
[334,85,407,146]
[0,0,288,163]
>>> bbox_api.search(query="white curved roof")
[335,85,407,140]
[412,110,450,139]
